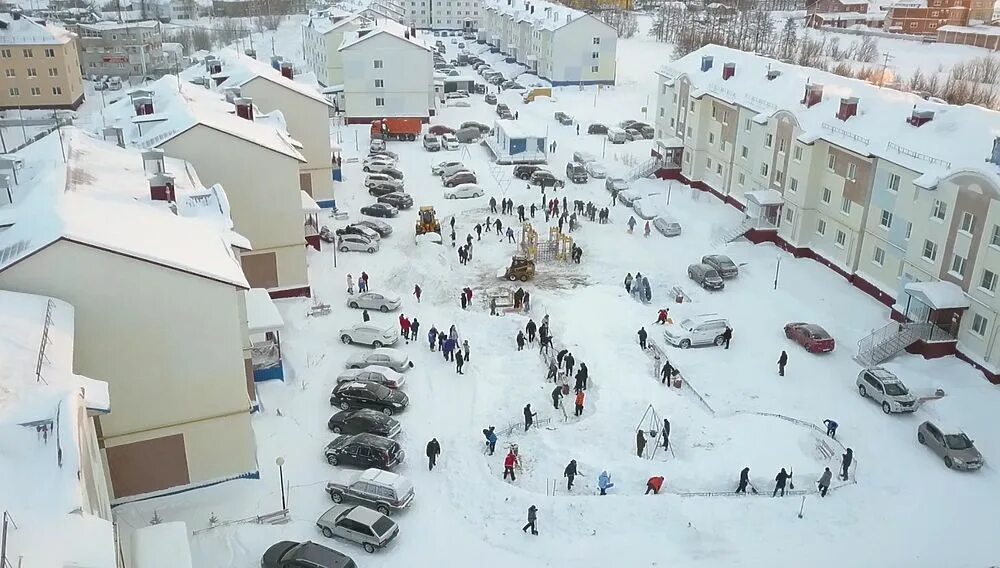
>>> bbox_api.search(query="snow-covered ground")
[107,28,1000,568]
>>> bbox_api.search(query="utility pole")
[878,53,893,88]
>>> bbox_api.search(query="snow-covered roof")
[494,118,546,139]
[745,189,784,206]
[131,522,194,568]
[100,76,305,162]
[339,20,429,51]
[484,0,601,32]
[0,129,250,288]
[810,11,886,20]
[246,288,284,334]
[182,49,332,107]
[660,45,1000,188]
[305,11,364,35]
[904,281,970,310]
[76,18,159,30]
[301,189,321,212]
[0,13,74,44]
[938,24,1000,36]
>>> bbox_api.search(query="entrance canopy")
[904,281,970,310]
[745,189,784,207]
[246,288,285,334]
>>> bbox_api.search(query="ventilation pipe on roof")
[0,174,11,208]
[102,126,124,148]
[133,95,153,116]
[907,108,934,127]
[837,97,858,121]
[280,61,294,79]
[142,148,165,175]
[148,172,175,203]
[722,62,735,80]
[204,54,218,73]
[530,5,534,12]
[404,30,410,39]
[235,97,254,121]
[270,55,283,71]
[224,86,242,103]
[700,55,713,72]
[989,136,1000,167]
[11,9,21,19]
[801,83,823,108]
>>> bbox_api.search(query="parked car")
[338,234,379,254]
[701,254,739,278]
[378,167,404,181]
[369,138,386,152]
[428,124,456,135]
[324,432,405,469]
[663,314,730,349]
[566,162,588,184]
[316,505,398,554]
[346,292,401,312]
[606,177,629,193]
[445,183,485,199]
[337,365,406,389]
[330,381,408,415]
[339,323,399,348]
[455,127,482,143]
[489,75,505,86]
[327,408,401,437]
[856,367,918,414]
[432,160,465,176]
[261,541,356,568]
[352,221,391,239]
[364,173,403,191]
[625,128,644,141]
[688,263,725,290]
[363,154,397,168]
[360,204,398,218]
[368,149,398,161]
[607,127,627,144]
[335,224,381,241]
[587,123,609,135]
[572,151,598,164]
[485,92,497,104]
[422,134,441,152]
[377,192,413,211]
[619,119,639,129]
[586,162,607,178]
[640,125,655,139]
[345,348,412,372]
[499,108,514,119]
[441,133,460,150]
[445,91,469,99]
[631,197,660,220]
[652,216,681,237]
[460,120,491,133]
[369,182,403,198]
[554,111,573,125]
[362,160,398,174]
[529,170,565,188]
[784,322,835,353]
[917,421,984,470]
[496,103,510,116]
[326,469,414,515]
[617,189,641,206]
[514,164,543,179]
[443,171,477,187]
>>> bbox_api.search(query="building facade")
[301,11,369,87]
[339,27,434,123]
[72,20,166,78]
[0,12,84,109]
[883,0,992,34]
[936,24,1000,49]
[402,0,483,30]
[653,45,1000,383]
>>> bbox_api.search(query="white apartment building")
[339,24,434,123]
[72,20,167,78]
[402,0,483,30]
[301,10,370,88]
[653,45,1000,383]
[481,0,617,86]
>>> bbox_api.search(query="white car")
[363,161,399,174]
[338,234,379,253]
[632,197,661,220]
[347,292,401,312]
[447,100,471,107]
[436,162,468,178]
[617,189,642,206]
[337,365,406,389]
[586,162,608,178]
[364,173,403,190]
[856,367,919,414]
[445,91,469,99]
[441,133,460,150]
[653,216,682,237]
[339,323,400,348]
[663,314,730,349]
[363,154,397,168]
[431,160,464,175]
[444,183,485,199]
[346,348,413,372]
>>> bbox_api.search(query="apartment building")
[481,0,617,86]
[301,10,369,87]
[339,23,434,123]
[0,12,84,110]
[402,0,483,30]
[653,45,1000,382]
[883,0,992,34]
[72,20,166,78]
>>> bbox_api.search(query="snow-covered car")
[337,365,406,389]
[326,469,414,515]
[338,234,379,254]
[363,160,398,174]
[856,367,918,414]
[369,149,398,161]
[356,219,393,237]
[653,216,681,237]
[345,348,413,372]
[572,151,598,164]
[663,314,730,349]
[485,93,497,105]
[444,183,485,199]
[606,177,629,193]
[364,173,404,191]
[447,100,471,107]
[445,91,469,99]
[335,224,381,241]
[784,322,835,353]
[432,160,464,175]
[346,292,401,312]
[339,323,400,348]
[917,421,984,470]
[363,154,397,168]
[554,111,574,125]
[370,139,386,152]
[441,133,460,150]
[701,254,739,279]
[316,505,399,554]
[688,263,724,290]
[585,162,607,178]
[617,189,641,206]
[632,197,661,220]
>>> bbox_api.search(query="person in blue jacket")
[428,326,438,352]
[598,470,614,495]
[482,426,497,455]
[443,337,456,361]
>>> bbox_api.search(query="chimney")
[530,5,534,12]
[766,69,781,81]
[102,126,124,148]
[133,95,153,116]
[209,60,222,75]
[0,174,11,208]
[224,86,242,103]
[989,136,1000,167]
[907,108,934,127]
[235,97,254,120]
[801,83,823,108]
[410,25,416,37]
[148,172,176,202]
[404,30,410,39]
[280,61,294,79]
[142,148,165,175]
[700,55,713,72]
[12,9,21,19]
[837,96,858,121]
[270,55,282,71]
[722,62,735,80]
[204,54,218,73]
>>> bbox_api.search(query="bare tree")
[854,35,879,63]
[600,8,639,38]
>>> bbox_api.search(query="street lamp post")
[275,457,286,510]
[773,256,782,290]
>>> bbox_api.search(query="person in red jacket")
[399,315,411,340]
[645,476,665,495]
[656,309,669,324]
[503,450,519,481]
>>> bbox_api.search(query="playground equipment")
[519,222,573,263]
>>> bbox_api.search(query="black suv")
[369,182,401,197]
[378,192,413,210]
[529,170,565,189]
[443,171,477,187]
[262,541,356,568]
[330,381,409,415]
[495,103,510,116]
[514,165,543,179]
[324,433,405,469]
[328,408,401,437]
[587,123,609,135]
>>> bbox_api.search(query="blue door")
[510,138,526,155]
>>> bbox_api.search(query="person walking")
[426,438,441,471]
[627,216,637,234]
[661,360,674,385]
[823,419,839,439]
[428,326,438,351]
[455,349,465,374]
[551,385,563,410]
[490,196,498,214]
[526,320,537,343]
[462,339,470,362]
[564,352,575,376]
[736,467,752,494]
[778,350,788,376]
[523,404,536,431]
[637,327,648,350]
[624,273,633,293]
[522,505,538,535]
[840,448,853,481]
[443,337,456,361]
[817,467,833,497]
[530,203,537,218]
[494,218,502,235]
[411,319,419,342]
[547,359,559,382]
[347,273,355,294]
[574,364,588,391]
[516,331,526,351]
[598,471,613,495]
[722,326,732,349]
[661,418,670,450]
[483,426,497,455]
[362,309,370,323]
[636,430,647,458]
[414,284,422,303]
[574,389,585,416]
[644,221,651,237]
[460,292,468,310]
[360,271,369,292]
[772,468,792,497]
[645,476,665,495]
[503,449,518,480]
[564,460,578,491]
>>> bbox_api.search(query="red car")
[784,322,835,353]
[428,124,456,136]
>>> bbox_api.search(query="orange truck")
[371,118,422,141]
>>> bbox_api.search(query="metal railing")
[855,320,957,367]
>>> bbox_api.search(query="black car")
[443,171,477,187]
[324,433,405,469]
[356,219,393,237]
[489,75,505,86]
[461,121,491,134]
[335,224,377,238]
[529,170,565,188]
[379,167,404,181]
[377,192,413,210]
[496,103,510,116]
[360,204,398,218]
[262,541,357,568]
[369,183,401,197]
[514,164,543,179]
[330,381,409,415]
[328,408,401,437]
[485,93,497,105]
[554,111,573,125]
[500,80,516,90]
[587,123,609,135]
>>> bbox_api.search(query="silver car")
[337,365,406,389]
[339,323,400,348]
[653,216,681,237]
[316,505,399,553]
[347,292,401,312]
[364,174,404,191]
[586,161,607,178]
[917,421,984,470]
[326,468,414,515]
[338,234,379,254]
[701,254,739,278]
[345,348,413,372]
[856,368,918,414]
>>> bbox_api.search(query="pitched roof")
[660,45,1000,187]
[0,13,75,44]
[484,0,600,32]
[305,11,364,35]
[339,21,430,52]
[182,48,332,107]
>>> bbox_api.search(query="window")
[47,67,57,76]
[784,208,794,223]
[841,197,851,215]
[52,86,62,95]
[373,59,384,69]
[43,47,55,57]
[931,200,947,220]
[835,230,846,247]
[817,219,827,235]
[3,69,12,77]
[737,172,745,185]
[375,97,385,107]
[922,239,938,262]
[847,163,857,181]
[722,110,729,124]
[593,37,601,44]
[873,246,885,266]
[793,145,802,161]
[909,22,918,28]
[950,254,967,276]
[981,269,998,292]
[888,173,900,192]
[788,177,798,192]
[708,133,715,144]
[26,67,37,77]
[689,99,695,112]
[827,154,836,170]
[591,65,599,73]
[744,118,751,131]
[992,225,1000,247]
[0,49,11,58]
[972,313,989,336]
[591,51,599,59]
[960,212,976,233]
[765,133,773,148]
[669,118,675,127]
[686,126,692,138]
[716,163,723,175]
[740,146,748,159]
[685,152,690,163]
[778,138,785,153]
[775,170,784,183]
[29,87,40,96]
[905,222,913,240]
[822,187,832,204]
[8,87,18,97]
[711,105,717,118]
[706,157,713,169]
[22,48,33,58]
[760,163,769,177]
[659,108,664,117]
[721,140,727,152]
[880,210,893,229]
[374,79,384,88]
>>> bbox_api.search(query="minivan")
[607,127,627,144]
[663,314,730,349]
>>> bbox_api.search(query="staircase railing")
[855,321,954,367]
[627,158,664,181]
[712,217,754,247]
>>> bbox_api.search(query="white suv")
[856,367,919,414]
[663,314,729,349]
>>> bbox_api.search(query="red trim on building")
[268,285,311,299]
[344,116,431,125]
